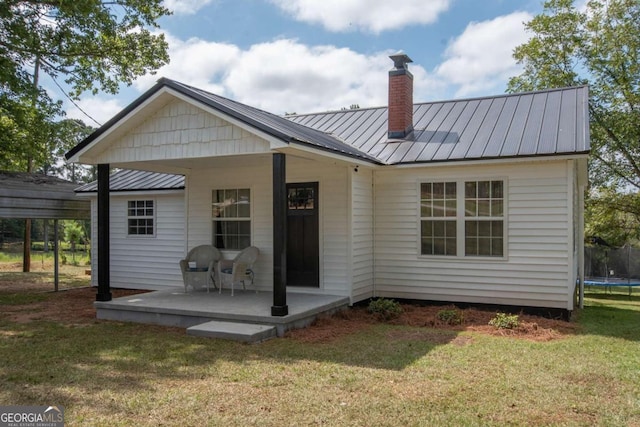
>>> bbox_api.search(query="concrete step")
[186,320,277,343]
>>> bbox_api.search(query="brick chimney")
[388,52,414,139]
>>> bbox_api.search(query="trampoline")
[584,278,640,296]
[584,245,640,297]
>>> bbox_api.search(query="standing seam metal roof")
[286,85,590,164]
[66,79,589,167]
[75,169,184,193]
[160,80,382,164]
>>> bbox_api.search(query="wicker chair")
[179,245,221,293]
[218,246,260,296]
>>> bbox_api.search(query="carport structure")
[0,171,90,290]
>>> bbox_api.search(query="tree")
[40,119,95,183]
[0,0,170,171]
[508,0,640,239]
[63,220,83,264]
[0,1,170,271]
[585,189,640,246]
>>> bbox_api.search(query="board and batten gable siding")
[90,99,272,165]
[373,159,576,310]
[350,167,374,302]
[89,192,185,290]
[185,156,352,297]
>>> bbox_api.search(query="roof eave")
[390,151,591,168]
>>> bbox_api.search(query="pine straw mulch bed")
[286,303,579,344]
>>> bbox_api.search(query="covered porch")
[95,287,350,342]
[64,78,377,332]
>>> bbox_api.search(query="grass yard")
[0,271,638,426]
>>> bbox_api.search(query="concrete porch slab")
[95,287,350,338]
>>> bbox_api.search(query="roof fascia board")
[109,162,191,176]
[76,189,184,197]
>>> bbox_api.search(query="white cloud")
[163,0,213,15]
[64,97,125,127]
[132,32,240,96]
[129,34,440,115]
[269,0,451,33]
[224,40,390,113]
[435,11,533,97]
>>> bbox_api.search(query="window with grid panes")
[464,180,504,257]
[212,189,251,250]
[127,200,155,236]
[420,182,457,256]
[419,180,505,257]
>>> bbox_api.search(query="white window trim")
[417,178,508,260]
[126,198,156,238]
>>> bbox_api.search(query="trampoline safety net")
[585,245,640,281]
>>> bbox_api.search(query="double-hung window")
[420,182,457,256]
[420,180,505,258]
[127,200,155,236]
[212,188,251,250]
[464,181,504,257]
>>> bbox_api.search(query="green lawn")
[0,287,638,426]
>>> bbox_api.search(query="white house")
[67,53,590,316]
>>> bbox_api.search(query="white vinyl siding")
[287,157,349,297]
[351,168,374,302]
[186,155,352,297]
[187,161,271,290]
[90,192,185,290]
[374,160,575,310]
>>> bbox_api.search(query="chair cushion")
[220,268,253,275]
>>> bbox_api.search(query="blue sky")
[61,0,548,126]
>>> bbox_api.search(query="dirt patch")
[1,287,146,324]
[287,303,578,343]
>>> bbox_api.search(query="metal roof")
[75,169,184,193]
[66,78,381,164]
[286,86,590,164]
[164,80,382,163]
[0,171,90,219]
[66,79,589,167]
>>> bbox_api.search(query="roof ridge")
[284,85,588,117]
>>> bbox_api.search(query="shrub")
[436,308,464,325]
[368,298,403,321]
[489,312,519,329]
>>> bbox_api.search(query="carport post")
[96,163,112,301]
[54,219,59,292]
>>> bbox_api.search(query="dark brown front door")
[286,182,319,287]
